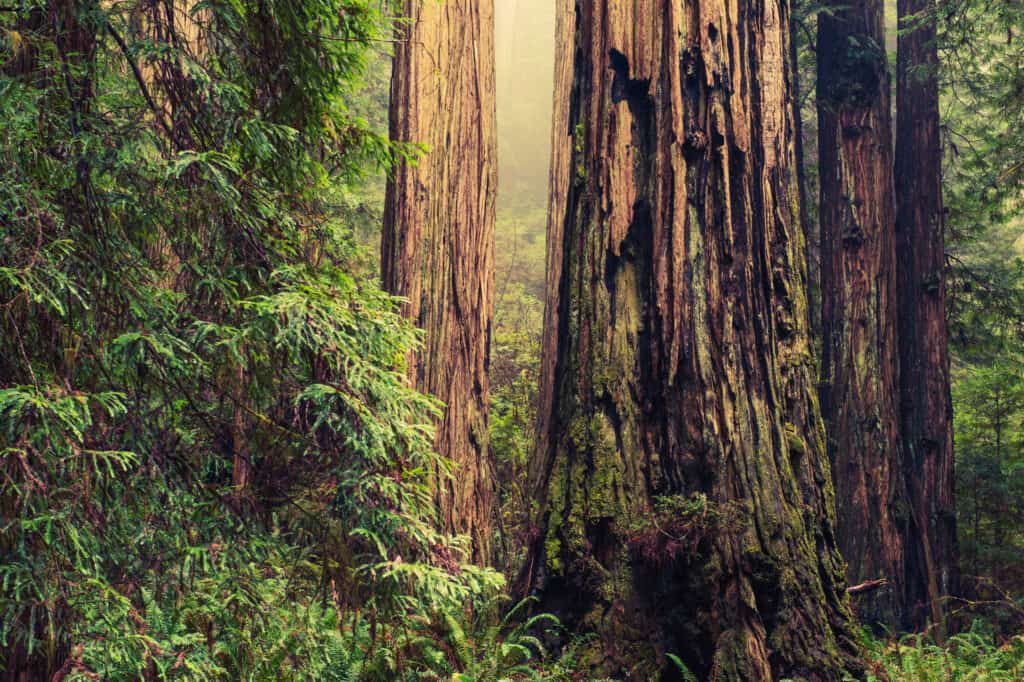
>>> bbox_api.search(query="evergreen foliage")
[940,0,1024,600]
[865,621,1024,680]
[0,1,504,677]
[2,0,1024,678]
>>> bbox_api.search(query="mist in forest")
[495,0,555,212]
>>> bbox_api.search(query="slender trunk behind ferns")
[896,0,959,634]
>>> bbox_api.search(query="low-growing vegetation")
[2,0,1023,679]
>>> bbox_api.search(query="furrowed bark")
[524,1,861,678]
[895,0,959,634]
[817,0,907,629]
[382,0,497,564]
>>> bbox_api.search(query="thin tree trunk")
[817,0,907,629]
[3,6,95,676]
[382,0,497,564]
[791,2,820,343]
[232,361,252,491]
[895,0,959,634]
[523,1,861,678]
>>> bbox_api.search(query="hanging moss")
[573,121,587,183]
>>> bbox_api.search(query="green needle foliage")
[940,0,1024,603]
[865,621,1024,681]
[0,1,502,678]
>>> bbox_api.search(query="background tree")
[953,361,1024,589]
[896,0,960,632]
[487,0,554,569]
[817,0,907,629]
[382,0,498,563]
[523,0,861,678]
[939,0,1024,616]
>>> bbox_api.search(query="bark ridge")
[383,0,498,563]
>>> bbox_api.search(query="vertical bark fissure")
[525,1,861,678]
[817,0,907,629]
[895,0,959,634]
[382,0,497,563]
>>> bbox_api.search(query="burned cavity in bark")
[605,50,656,334]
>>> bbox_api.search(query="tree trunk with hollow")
[382,0,497,564]
[524,1,861,678]
[817,0,907,630]
[895,0,959,634]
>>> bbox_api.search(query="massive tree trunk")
[382,0,497,563]
[817,0,907,629]
[895,0,959,633]
[524,1,861,678]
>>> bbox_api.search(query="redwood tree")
[817,0,907,628]
[524,0,860,678]
[896,0,959,632]
[382,0,497,563]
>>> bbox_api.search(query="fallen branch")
[847,578,889,595]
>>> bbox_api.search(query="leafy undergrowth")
[864,621,1024,681]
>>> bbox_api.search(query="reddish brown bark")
[896,0,959,633]
[817,0,907,629]
[382,0,497,564]
[524,1,861,678]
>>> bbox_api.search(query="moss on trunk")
[524,1,862,679]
